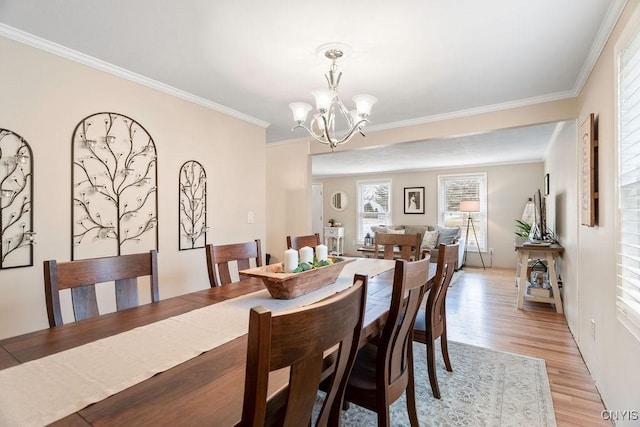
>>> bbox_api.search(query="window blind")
[356,179,391,242]
[617,28,640,342]
[437,173,487,251]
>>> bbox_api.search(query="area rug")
[314,341,556,426]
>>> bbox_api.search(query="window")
[616,25,640,341]
[357,179,392,242]
[437,173,487,251]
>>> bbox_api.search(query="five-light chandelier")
[289,44,377,151]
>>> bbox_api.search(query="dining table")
[0,258,436,426]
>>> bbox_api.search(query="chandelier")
[289,44,377,151]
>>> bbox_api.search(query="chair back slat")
[380,257,430,390]
[70,286,99,322]
[241,276,367,426]
[374,232,422,261]
[115,277,140,311]
[286,233,320,250]
[44,250,159,327]
[205,240,262,287]
[428,243,459,334]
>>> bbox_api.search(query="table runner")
[0,258,394,427]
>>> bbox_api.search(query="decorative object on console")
[179,160,208,250]
[289,43,377,151]
[404,186,425,214]
[71,112,158,259]
[459,200,485,270]
[0,129,34,269]
[580,113,598,227]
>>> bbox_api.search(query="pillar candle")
[299,246,313,264]
[284,249,299,272]
[315,244,328,262]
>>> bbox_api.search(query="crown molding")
[0,24,270,128]
[364,90,575,134]
[572,0,628,95]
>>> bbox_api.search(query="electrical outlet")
[590,319,596,339]
[247,211,254,224]
[489,248,494,255]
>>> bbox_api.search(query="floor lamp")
[460,200,486,270]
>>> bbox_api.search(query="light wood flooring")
[447,267,608,427]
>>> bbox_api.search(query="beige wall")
[545,120,579,334]
[316,163,543,269]
[0,37,266,339]
[568,0,640,415]
[265,141,311,264]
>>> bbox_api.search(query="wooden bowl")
[239,258,355,299]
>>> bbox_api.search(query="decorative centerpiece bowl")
[239,257,355,299]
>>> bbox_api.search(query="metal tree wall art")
[72,112,158,259]
[179,160,207,250]
[0,129,34,269]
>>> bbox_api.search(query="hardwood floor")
[447,267,609,427]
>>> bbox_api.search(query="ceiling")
[0,0,626,175]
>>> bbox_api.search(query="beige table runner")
[0,258,394,427]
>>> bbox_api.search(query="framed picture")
[404,187,425,214]
[544,173,550,196]
[580,113,598,227]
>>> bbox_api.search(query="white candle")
[315,244,328,262]
[284,249,299,272]
[299,246,313,264]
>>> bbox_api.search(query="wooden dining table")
[0,260,435,426]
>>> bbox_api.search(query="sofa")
[368,224,465,269]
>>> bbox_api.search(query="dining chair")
[413,243,459,399]
[286,233,320,250]
[373,232,422,261]
[339,257,430,427]
[205,239,262,287]
[239,275,368,427]
[43,250,159,327]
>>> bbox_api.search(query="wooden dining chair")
[239,276,368,427]
[339,257,430,427]
[286,233,320,250]
[205,239,262,287]
[373,232,422,261]
[43,250,159,327]
[413,243,459,399]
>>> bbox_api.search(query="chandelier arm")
[329,118,370,148]
[291,123,327,142]
[335,98,354,127]
[290,123,331,146]
[318,114,337,147]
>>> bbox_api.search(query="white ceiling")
[0,0,626,175]
[311,122,563,177]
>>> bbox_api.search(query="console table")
[514,240,564,314]
[324,226,344,256]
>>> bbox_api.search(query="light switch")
[247,211,255,224]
